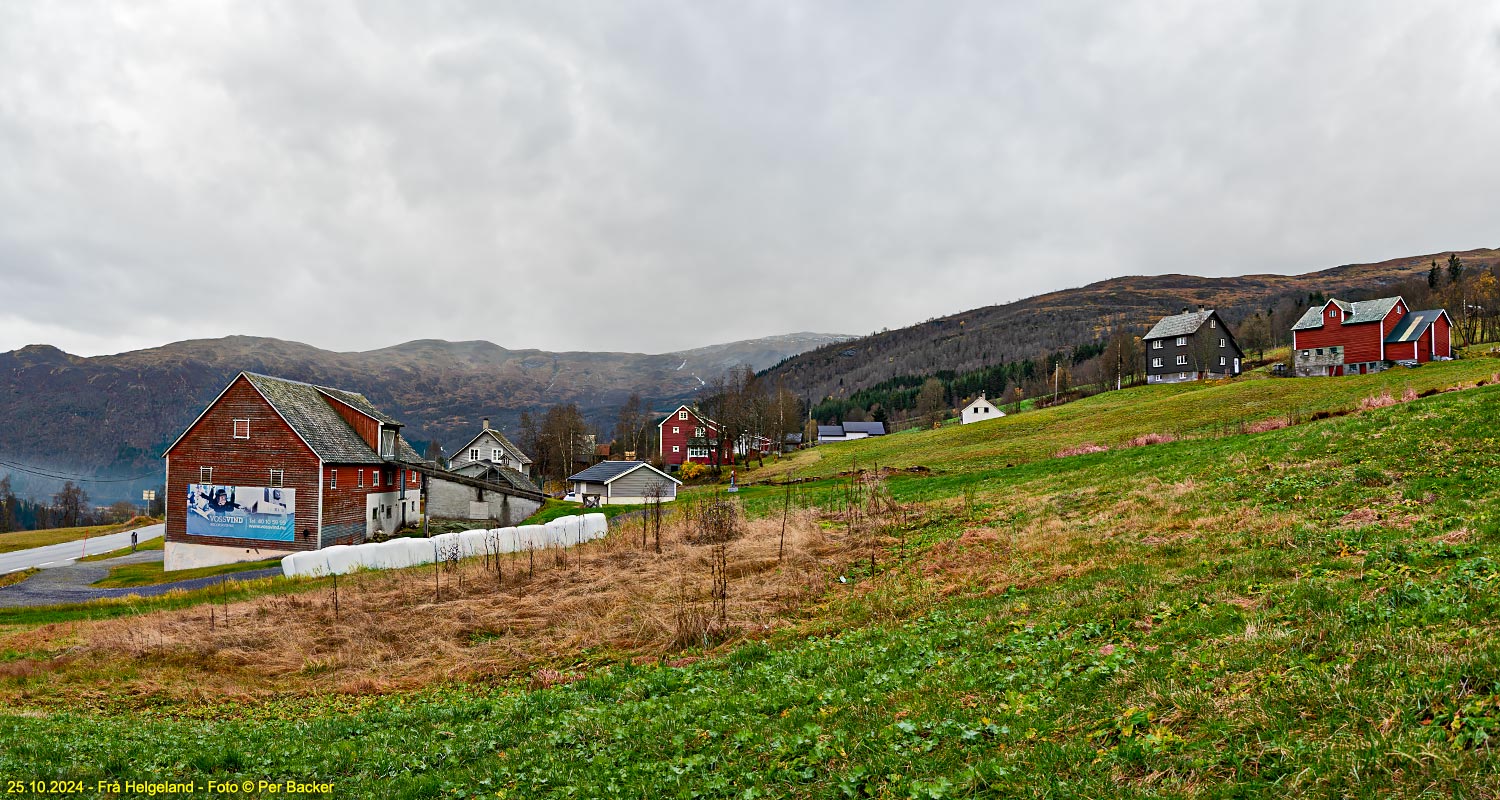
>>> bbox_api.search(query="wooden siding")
[1294,313,1384,366]
[609,467,676,499]
[321,393,380,452]
[659,407,725,467]
[322,464,416,546]
[165,376,322,551]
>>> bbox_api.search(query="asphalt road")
[0,523,165,575]
[0,548,282,608]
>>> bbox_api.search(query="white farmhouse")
[961,394,1005,425]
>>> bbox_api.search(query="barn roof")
[1292,296,1404,331]
[842,421,887,435]
[1384,309,1448,343]
[1144,310,1215,341]
[242,373,419,463]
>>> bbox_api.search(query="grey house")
[450,418,534,474]
[1143,307,1244,384]
[568,461,681,507]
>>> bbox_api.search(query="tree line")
[0,476,150,534]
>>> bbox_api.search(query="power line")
[0,458,161,485]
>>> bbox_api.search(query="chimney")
[482,417,490,431]
[1198,304,1206,313]
[1181,306,1189,315]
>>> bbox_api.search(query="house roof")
[240,373,419,463]
[1292,296,1405,331]
[964,396,997,411]
[1144,310,1215,341]
[657,405,718,429]
[317,386,400,424]
[453,460,539,492]
[817,425,845,438]
[454,427,534,465]
[1384,309,1449,343]
[568,460,681,485]
[842,421,887,435]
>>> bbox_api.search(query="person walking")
[130,530,138,552]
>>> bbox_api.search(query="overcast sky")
[1,2,1498,357]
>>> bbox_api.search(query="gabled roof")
[658,405,718,429]
[1384,309,1450,343]
[167,372,417,464]
[817,425,845,438]
[453,460,540,492]
[1144,310,1215,341]
[842,421,887,435]
[964,395,998,411]
[453,427,533,465]
[568,460,681,485]
[1292,296,1405,331]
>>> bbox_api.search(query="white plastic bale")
[348,542,378,572]
[489,527,518,554]
[431,532,462,560]
[584,513,608,541]
[459,530,489,559]
[281,551,306,578]
[515,524,547,551]
[405,537,436,566]
[321,545,360,576]
[375,539,412,569]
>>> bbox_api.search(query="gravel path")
[0,550,281,608]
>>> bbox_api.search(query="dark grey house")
[1142,307,1244,384]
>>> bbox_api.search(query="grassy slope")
[91,556,284,589]
[75,535,164,562]
[5,374,1500,795]
[757,359,1500,480]
[0,517,160,555]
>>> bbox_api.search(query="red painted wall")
[321,464,417,545]
[165,376,322,551]
[321,393,380,451]
[658,407,725,466]
[1431,315,1452,359]
[1386,341,1417,361]
[1293,304,1385,366]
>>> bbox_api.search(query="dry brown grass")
[7,509,858,703]
[1055,443,1109,458]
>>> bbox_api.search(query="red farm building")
[657,405,729,470]
[1290,296,1452,377]
[162,372,425,571]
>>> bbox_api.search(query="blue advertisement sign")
[185,484,296,542]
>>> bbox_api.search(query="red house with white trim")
[1290,296,1451,377]
[658,405,728,469]
[162,372,425,571]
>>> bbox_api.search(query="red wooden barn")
[1290,296,1451,377]
[162,372,424,571]
[657,405,728,469]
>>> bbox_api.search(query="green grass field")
[75,535,165,562]
[3,367,1500,796]
[0,517,160,555]
[91,555,284,589]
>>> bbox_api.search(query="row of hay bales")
[280,513,608,578]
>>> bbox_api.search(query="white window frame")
[491,448,502,462]
[678,410,688,420]
[330,469,337,489]
[687,446,710,459]
[1219,338,1226,348]
[1176,336,1187,347]
[1219,357,1226,367]
[1176,355,1188,366]
[1210,319,1217,328]
[469,448,480,461]
[672,445,680,453]
[358,470,364,488]
[200,466,213,484]
[232,419,250,439]
[672,426,679,434]
[1151,357,1162,368]
[1152,340,1162,349]
[269,469,284,487]
[380,429,396,458]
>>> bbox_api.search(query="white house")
[961,394,1005,425]
[450,418,534,474]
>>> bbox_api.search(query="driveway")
[0,548,281,608]
[0,523,165,575]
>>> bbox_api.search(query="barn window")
[233,419,250,439]
[357,470,364,488]
[679,410,688,420]
[672,427,679,434]
[380,429,396,458]
[330,470,337,489]
[200,467,213,484]
[672,445,680,453]
[269,469,284,488]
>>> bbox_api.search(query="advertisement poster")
[185,484,296,542]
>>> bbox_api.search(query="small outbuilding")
[961,394,1005,425]
[568,461,681,506]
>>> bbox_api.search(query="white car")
[562,491,579,502]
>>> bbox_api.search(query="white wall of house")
[961,397,1004,425]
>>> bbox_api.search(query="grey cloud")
[0,1,1497,356]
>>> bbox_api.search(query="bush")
[678,462,708,481]
[1055,443,1109,458]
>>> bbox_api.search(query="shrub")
[677,461,708,481]
[1243,417,1291,434]
[1359,390,1396,411]
[1055,443,1109,458]
[1401,387,1419,403]
[1125,433,1177,448]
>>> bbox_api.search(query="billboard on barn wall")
[185,484,296,542]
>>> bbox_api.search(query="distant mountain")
[764,247,1500,405]
[0,332,850,502]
